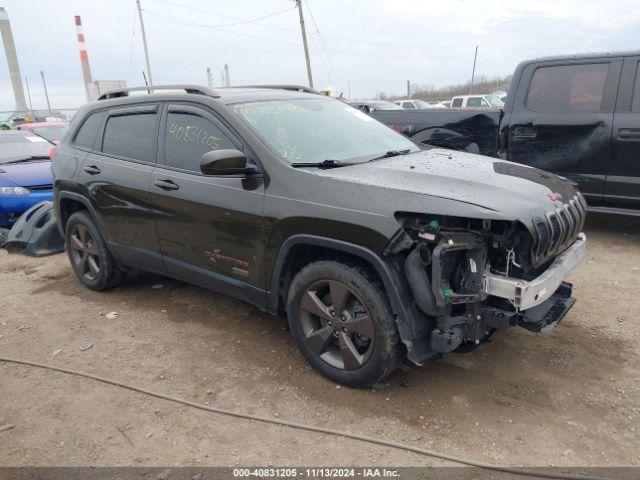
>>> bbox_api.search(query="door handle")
[83,165,101,175]
[617,128,640,141]
[154,179,180,191]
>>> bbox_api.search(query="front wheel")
[286,261,399,388]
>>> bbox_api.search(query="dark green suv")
[53,85,587,387]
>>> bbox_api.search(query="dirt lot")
[1,214,639,469]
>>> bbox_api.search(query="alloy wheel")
[69,224,101,281]
[299,280,375,370]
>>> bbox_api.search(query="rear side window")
[73,111,106,150]
[527,63,609,113]
[633,62,640,112]
[102,113,157,162]
[451,98,463,108]
[466,97,487,107]
[403,102,415,109]
[164,111,237,173]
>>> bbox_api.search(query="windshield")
[32,125,68,142]
[0,134,51,164]
[369,101,401,110]
[233,98,418,164]
[412,100,434,109]
[486,95,505,108]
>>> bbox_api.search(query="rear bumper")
[483,233,586,310]
[0,191,53,227]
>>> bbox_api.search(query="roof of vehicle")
[17,121,68,128]
[91,84,325,109]
[451,95,492,100]
[520,49,640,66]
[351,100,392,104]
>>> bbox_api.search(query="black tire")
[65,211,125,291]
[286,260,399,388]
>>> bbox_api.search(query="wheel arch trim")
[56,191,104,239]
[267,234,411,329]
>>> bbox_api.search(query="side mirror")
[199,149,257,176]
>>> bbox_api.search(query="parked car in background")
[15,121,69,144]
[370,50,640,215]
[0,131,54,227]
[450,94,505,109]
[9,111,68,127]
[53,84,586,387]
[349,100,402,112]
[394,99,445,110]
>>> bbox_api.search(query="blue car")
[0,131,54,227]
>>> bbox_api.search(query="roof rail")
[97,84,220,101]
[236,84,320,95]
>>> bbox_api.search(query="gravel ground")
[0,214,639,470]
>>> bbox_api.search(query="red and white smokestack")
[75,15,94,102]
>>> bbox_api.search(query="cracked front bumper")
[483,233,587,310]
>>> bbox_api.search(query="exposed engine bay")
[389,211,586,356]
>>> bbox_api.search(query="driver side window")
[164,109,237,173]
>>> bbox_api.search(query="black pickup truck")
[372,50,640,215]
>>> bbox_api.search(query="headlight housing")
[0,186,29,196]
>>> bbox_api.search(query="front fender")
[267,234,440,365]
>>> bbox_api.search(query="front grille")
[24,184,53,191]
[532,193,587,266]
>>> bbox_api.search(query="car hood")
[311,148,577,219]
[0,160,53,187]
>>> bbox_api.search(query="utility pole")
[136,0,153,90]
[40,70,51,112]
[295,0,313,88]
[206,67,213,89]
[407,80,411,98]
[347,80,351,100]
[220,69,225,87]
[224,63,230,87]
[469,45,478,95]
[24,75,33,112]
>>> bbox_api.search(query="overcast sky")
[1,0,639,111]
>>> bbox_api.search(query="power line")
[148,0,295,29]
[146,0,474,50]
[143,5,296,29]
[144,10,475,60]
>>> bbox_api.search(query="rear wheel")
[287,261,399,387]
[65,211,125,291]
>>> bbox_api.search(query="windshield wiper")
[366,149,413,162]
[3,155,51,165]
[2,155,52,165]
[291,159,345,169]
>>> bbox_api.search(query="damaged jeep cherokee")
[53,85,587,387]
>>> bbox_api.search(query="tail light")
[49,146,56,159]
